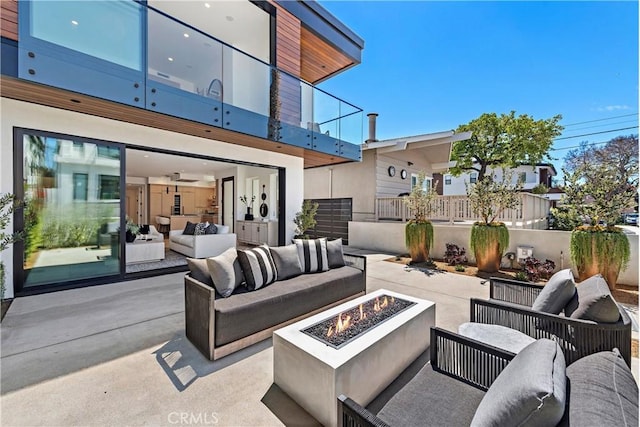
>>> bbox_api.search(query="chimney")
[366,112,378,143]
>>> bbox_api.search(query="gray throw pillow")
[186,258,213,287]
[206,247,244,297]
[183,221,196,235]
[567,274,620,323]
[560,349,638,427]
[326,238,345,269]
[531,269,576,314]
[471,339,566,427]
[269,244,303,280]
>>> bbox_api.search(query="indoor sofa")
[169,224,236,258]
[184,243,366,361]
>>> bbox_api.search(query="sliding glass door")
[16,129,123,289]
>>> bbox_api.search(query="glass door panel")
[21,133,122,288]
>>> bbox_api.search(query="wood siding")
[274,5,302,127]
[1,0,18,41]
[300,26,353,84]
[375,154,426,197]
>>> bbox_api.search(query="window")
[445,175,452,185]
[99,175,120,199]
[518,172,527,184]
[73,173,88,200]
[470,173,478,184]
[97,146,120,159]
[411,173,433,191]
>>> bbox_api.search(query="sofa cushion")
[458,322,536,354]
[183,221,197,235]
[532,269,576,314]
[294,238,329,273]
[327,238,345,269]
[194,222,209,235]
[215,224,230,234]
[186,258,213,287]
[471,339,566,427]
[559,349,638,427]
[171,234,195,248]
[204,223,217,234]
[214,265,364,346]
[270,244,303,281]
[237,245,277,290]
[566,274,620,323]
[206,247,244,298]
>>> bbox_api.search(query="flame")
[381,296,388,309]
[359,303,366,320]
[390,296,395,304]
[336,313,352,333]
[374,297,380,312]
[327,326,334,337]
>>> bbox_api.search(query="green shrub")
[570,226,630,273]
[470,223,509,258]
[455,264,466,272]
[514,271,529,282]
[548,206,582,231]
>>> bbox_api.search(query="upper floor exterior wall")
[1,0,364,166]
[439,164,557,196]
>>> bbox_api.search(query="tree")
[562,135,639,226]
[450,111,563,181]
[294,200,319,238]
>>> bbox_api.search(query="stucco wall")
[349,221,639,287]
[0,97,304,298]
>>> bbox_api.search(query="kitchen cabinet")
[236,220,277,246]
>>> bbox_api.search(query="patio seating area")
[1,248,637,426]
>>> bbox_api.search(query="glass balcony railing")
[18,0,363,160]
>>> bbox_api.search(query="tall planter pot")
[470,222,509,273]
[405,220,434,263]
[570,227,630,290]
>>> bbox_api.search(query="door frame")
[222,176,235,233]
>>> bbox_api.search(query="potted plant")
[124,217,140,243]
[293,200,319,239]
[240,195,255,221]
[563,158,634,290]
[402,172,438,263]
[467,170,521,272]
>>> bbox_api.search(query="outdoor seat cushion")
[532,269,576,314]
[171,234,195,248]
[458,322,536,354]
[559,349,639,426]
[376,363,485,427]
[214,265,364,346]
[565,274,620,323]
[471,339,566,427]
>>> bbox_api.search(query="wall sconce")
[407,161,414,166]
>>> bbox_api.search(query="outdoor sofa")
[338,327,639,427]
[468,271,632,366]
[184,239,366,360]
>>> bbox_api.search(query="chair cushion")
[532,269,576,314]
[566,274,620,323]
[237,245,277,290]
[186,258,213,287]
[327,238,346,269]
[269,244,303,281]
[559,349,638,427]
[171,234,195,248]
[458,322,536,354]
[471,339,566,427]
[294,238,329,273]
[206,247,244,298]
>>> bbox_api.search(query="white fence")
[375,193,550,229]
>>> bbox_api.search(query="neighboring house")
[0,0,364,297]
[435,163,558,195]
[304,113,471,228]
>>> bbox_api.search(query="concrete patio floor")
[1,249,637,426]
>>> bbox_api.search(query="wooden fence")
[375,193,550,229]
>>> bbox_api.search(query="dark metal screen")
[307,198,352,245]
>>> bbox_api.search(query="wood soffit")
[300,26,354,84]
[0,76,353,168]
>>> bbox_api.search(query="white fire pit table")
[273,289,435,427]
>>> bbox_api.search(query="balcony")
[15,1,362,162]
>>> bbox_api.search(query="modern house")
[0,0,365,297]
[304,113,471,239]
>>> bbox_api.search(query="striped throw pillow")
[237,245,277,290]
[294,238,329,273]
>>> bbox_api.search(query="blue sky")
[318,1,639,172]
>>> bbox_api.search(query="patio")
[1,249,637,426]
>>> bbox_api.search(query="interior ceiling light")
[143,154,149,158]
[71,20,78,26]
[168,57,174,62]
[204,3,211,8]
[183,33,189,38]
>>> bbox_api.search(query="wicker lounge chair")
[469,276,632,366]
[338,327,638,427]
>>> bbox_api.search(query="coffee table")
[126,239,165,264]
[273,289,435,427]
